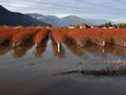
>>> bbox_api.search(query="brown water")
[0,39,126,95]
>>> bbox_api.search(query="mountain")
[0,5,49,26]
[58,15,88,26]
[28,14,107,26]
[57,16,107,26]
[27,13,60,26]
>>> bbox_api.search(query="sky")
[1,0,126,22]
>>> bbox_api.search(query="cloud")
[0,0,126,20]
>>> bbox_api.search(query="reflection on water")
[0,38,125,61]
[0,38,126,75]
[0,46,10,56]
[35,37,49,57]
[12,43,34,58]
[35,45,47,57]
[64,41,86,56]
[82,45,126,56]
[51,41,65,58]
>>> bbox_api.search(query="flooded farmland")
[1,0,126,94]
[0,38,126,95]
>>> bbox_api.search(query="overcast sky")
[1,0,126,21]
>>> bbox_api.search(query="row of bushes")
[66,28,126,47]
[0,27,126,48]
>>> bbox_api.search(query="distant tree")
[118,23,126,28]
[104,21,112,27]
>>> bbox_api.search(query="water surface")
[0,39,126,95]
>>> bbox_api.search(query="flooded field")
[0,38,126,95]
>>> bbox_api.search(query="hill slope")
[0,5,49,26]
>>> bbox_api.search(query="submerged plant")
[54,66,126,77]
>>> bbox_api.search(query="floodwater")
[0,39,126,95]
